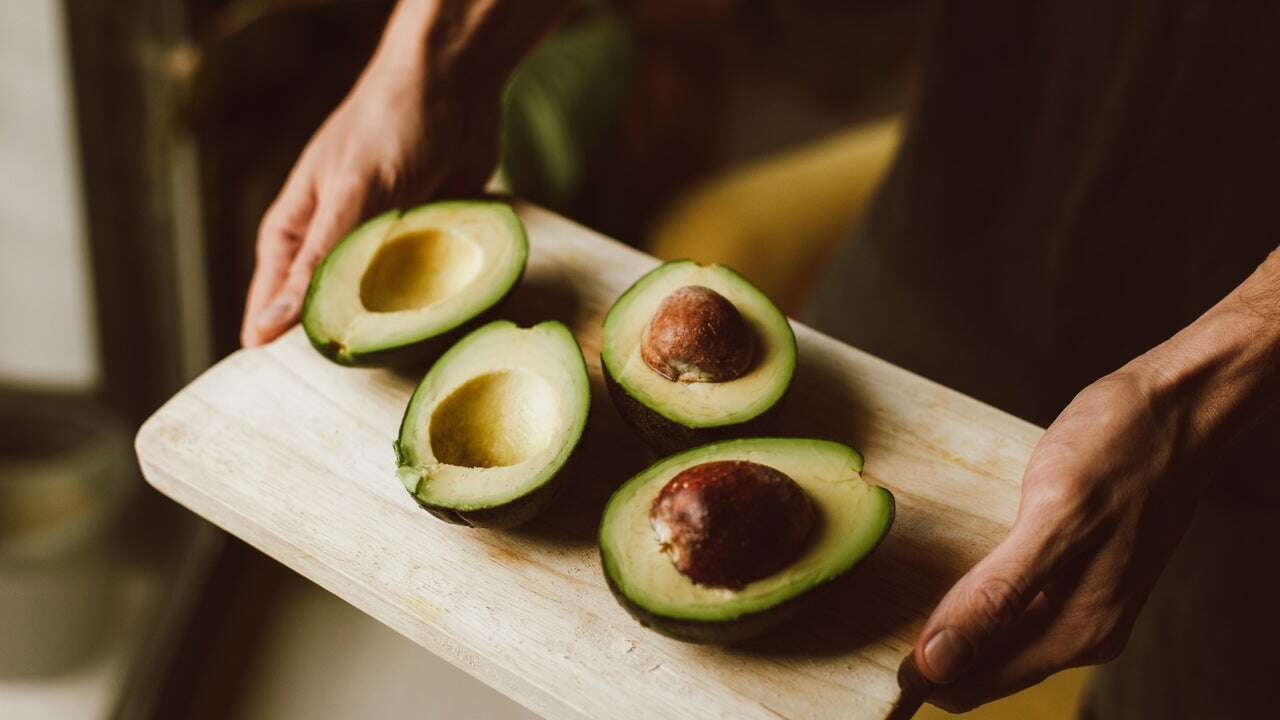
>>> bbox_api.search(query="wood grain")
[135,203,1042,719]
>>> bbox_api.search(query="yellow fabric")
[916,667,1093,719]
[648,117,901,314]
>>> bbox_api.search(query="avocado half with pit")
[394,320,589,528]
[601,261,796,453]
[599,437,893,644]
[302,200,527,365]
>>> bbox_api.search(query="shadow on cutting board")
[772,346,871,449]
[500,270,591,332]
[504,369,654,549]
[382,269,589,381]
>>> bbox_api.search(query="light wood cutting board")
[135,203,1041,720]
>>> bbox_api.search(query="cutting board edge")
[134,428,600,720]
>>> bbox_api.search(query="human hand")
[891,249,1280,713]
[241,0,572,347]
[240,54,500,347]
[903,362,1213,712]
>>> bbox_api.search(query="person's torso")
[806,0,1280,427]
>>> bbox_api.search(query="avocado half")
[599,438,894,644]
[302,201,528,366]
[394,320,590,528]
[601,261,796,453]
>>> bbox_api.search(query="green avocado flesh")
[600,438,893,643]
[395,320,590,528]
[601,261,796,445]
[302,201,528,365]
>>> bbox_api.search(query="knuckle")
[1023,473,1102,538]
[373,161,403,190]
[970,576,1025,631]
[260,199,294,231]
[1026,479,1080,520]
[297,251,321,273]
[256,212,303,257]
[293,246,327,275]
[1092,403,1123,432]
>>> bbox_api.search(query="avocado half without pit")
[302,200,527,365]
[600,438,894,644]
[394,320,590,528]
[601,261,796,453]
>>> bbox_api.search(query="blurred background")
[0,1,1085,718]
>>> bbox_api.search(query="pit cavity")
[360,230,483,312]
[430,370,559,469]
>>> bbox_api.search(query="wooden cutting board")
[135,203,1041,720]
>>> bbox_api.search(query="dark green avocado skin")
[601,356,789,455]
[603,489,894,645]
[409,469,565,529]
[603,571,811,645]
[307,328,449,369]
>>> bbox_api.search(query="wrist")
[1133,249,1280,451]
[372,0,568,99]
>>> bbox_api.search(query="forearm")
[1136,248,1280,452]
[373,0,572,91]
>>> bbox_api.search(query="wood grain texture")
[136,203,1042,720]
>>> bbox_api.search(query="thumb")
[914,522,1060,684]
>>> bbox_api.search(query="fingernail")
[923,628,971,684]
[256,296,297,331]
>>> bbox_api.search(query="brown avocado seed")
[649,460,816,589]
[641,285,755,383]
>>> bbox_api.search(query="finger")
[242,181,316,347]
[926,593,1073,712]
[253,180,368,343]
[913,519,1064,686]
[931,504,1148,711]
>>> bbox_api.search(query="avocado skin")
[304,267,525,369]
[307,326,450,368]
[408,462,568,529]
[602,488,895,645]
[601,356,789,455]
[603,569,810,645]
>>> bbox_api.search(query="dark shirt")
[806,0,1280,427]
[805,4,1280,714]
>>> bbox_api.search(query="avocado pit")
[649,460,815,589]
[641,285,755,383]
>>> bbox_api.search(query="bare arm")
[242,0,570,346]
